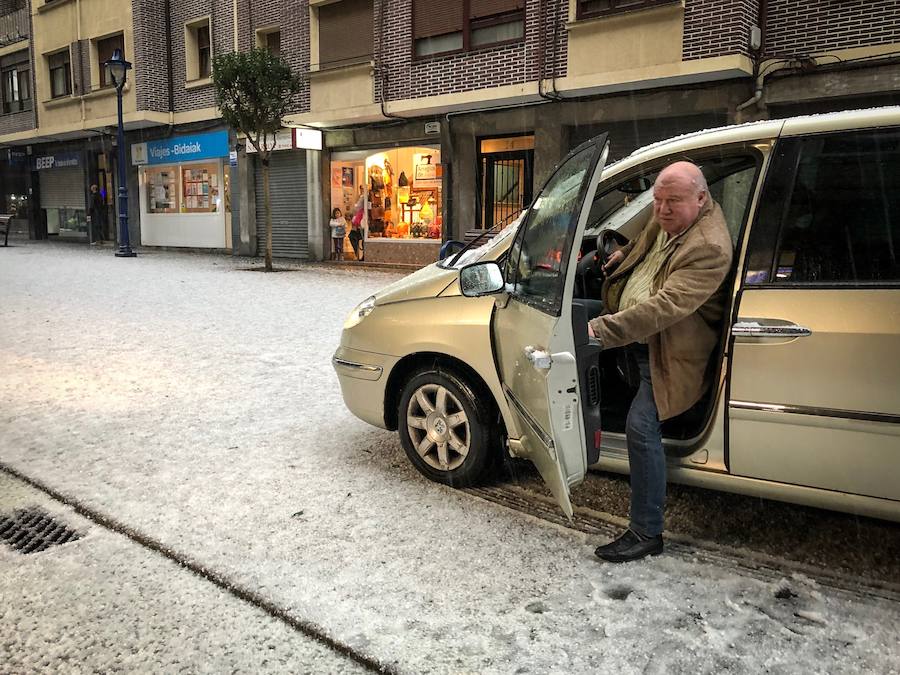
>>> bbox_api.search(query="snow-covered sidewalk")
[1,243,898,674]
[0,472,368,673]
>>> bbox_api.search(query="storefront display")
[146,167,178,214]
[132,130,230,248]
[329,144,443,265]
[331,145,442,242]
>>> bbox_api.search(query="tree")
[212,49,302,271]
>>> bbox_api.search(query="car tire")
[398,368,495,488]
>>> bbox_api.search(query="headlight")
[344,295,376,329]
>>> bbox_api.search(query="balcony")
[0,7,28,48]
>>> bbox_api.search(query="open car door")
[492,135,609,517]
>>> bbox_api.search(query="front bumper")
[332,346,397,429]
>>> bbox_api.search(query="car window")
[585,154,758,250]
[506,144,596,313]
[746,128,900,284]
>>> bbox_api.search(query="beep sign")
[32,152,82,171]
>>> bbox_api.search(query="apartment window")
[260,29,281,57]
[317,0,373,69]
[577,0,678,20]
[48,50,71,98]
[198,25,211,77]
[413,0,524,59]
[97,34,125,88]
[185,17,212,81]
[1,52,30,114]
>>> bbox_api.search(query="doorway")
[477,135,534,231]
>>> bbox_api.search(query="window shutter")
[413,0,464,39]
[470,0,524,20]
[318,0,373,68]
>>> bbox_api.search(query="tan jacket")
[589,199,733,420]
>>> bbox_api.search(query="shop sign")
[294,127,323,151]
[6,149,26,166]
[32,152,81,171]
[132,130,230,166]
[424,121,440,135]
[246,129,293,153]
[229,150,238,167]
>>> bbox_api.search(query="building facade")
[1,1,898,264]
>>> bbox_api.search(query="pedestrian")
[349,186,366,261]
[88,184,106,244]
[329,207,346,261]
[588,161,733,563]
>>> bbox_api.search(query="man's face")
[652,174,706,236]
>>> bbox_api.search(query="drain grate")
[0,507,81,554]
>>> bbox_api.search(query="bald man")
[588,161,733,563]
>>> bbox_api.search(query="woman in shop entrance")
[329,208,346,261]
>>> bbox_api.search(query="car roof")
[602,106,900,178]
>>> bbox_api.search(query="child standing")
[329,208,346,261]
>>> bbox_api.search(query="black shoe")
[594,529,663,563]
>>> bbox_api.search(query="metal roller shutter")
[254,150,308,259]
[414,0,464,38]
[318,0,373,67]
[40,167,86,209]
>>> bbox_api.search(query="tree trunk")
[262,155,274,272]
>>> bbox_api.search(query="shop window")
[315,0,373,70]
[330,146,443,245]
[48,49,71,98]
[413,0,524,59]
[256,28,281,57]
[96,33,125,88]
[182,163,220,213]
[1,64,30,113]
[145,167,179,214]
[576,0,679,21]
[185,17,212,81]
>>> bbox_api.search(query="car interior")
[571,154,759,445]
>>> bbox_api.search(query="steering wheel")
[575,229,630,299]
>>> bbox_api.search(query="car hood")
[373,263,459,306]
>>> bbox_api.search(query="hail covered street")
[1,241,898,674]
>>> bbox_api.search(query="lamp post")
[103,48,136,257]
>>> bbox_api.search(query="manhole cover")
[0,507,81,554]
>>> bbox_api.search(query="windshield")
[439,211,525,269]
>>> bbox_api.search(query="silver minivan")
[334,107,900,522]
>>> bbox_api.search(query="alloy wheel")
[405,383,471,471]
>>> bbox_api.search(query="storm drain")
[0,507,81,554]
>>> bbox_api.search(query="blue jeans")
[625,344,666,537]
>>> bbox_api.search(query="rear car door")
[730,126,900,502]
[492,135,609,517]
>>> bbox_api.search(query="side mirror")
[459,261,505,297]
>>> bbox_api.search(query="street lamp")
[103,47,136,257]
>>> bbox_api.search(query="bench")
[0,214,12,247]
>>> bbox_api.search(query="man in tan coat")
[589,161,733,563]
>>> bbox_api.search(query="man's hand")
[587,322,596,338]
[602,249,625,275]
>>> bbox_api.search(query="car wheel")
[398,369,494,487]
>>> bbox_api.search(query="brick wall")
[167,0,234,113]
[765,0,900,56]
[377,0,567,103]
[683,0,757,60]
[132,0,171,113]
[235,0,310,114]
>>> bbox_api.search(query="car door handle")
[524,346,552,370]
[732,320,812,338]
